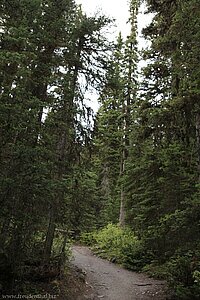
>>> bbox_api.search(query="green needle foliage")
[0,0,112,290]
[91,0,200,298]
[0,0,200,298]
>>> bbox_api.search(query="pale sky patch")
[76,0,153,112]
[76,0,130,38]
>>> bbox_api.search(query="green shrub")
[84,224,149,271]
[142,262,169,279]
[166,251,200,299]
[80,231,97,246]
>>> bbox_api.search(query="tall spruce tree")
[119,0,139,226]
[0,0,112,280]
[93,0,139,226]
[93,33,124,225]
[126,0,200,262]
[42,7,112,260]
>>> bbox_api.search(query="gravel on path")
[72,246,168,300]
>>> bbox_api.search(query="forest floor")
[70,245,168,300]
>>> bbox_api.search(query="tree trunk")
[43,39,82,263]
[119,189,126,227]
[119,139,126,227]
[0,218,11,250]
[196,111,200,183]
[43,206,56,263]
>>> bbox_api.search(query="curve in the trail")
[72,246,167,300]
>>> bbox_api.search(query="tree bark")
[0,218,11,250]
[119,189,126,227]
[43,37,82,263]
[196,111,200,183]
[119,128,126,227]
[43,206,56,263]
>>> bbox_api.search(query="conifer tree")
[0,0,111,274]
[126,0,200,262]
[41,7,112,260]
[93,0,139,226]
[119,0,139,226]
[93,33,124,224]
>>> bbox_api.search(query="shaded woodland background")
[0,0,200,299]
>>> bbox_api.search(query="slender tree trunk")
[9,222,25,270]
[119,117,126,227]
[43,206,56,263]
[43,133,67,263]
[43,39,82,262]
[0,218,11,250]
[196,111,200,183]
[119,189,126,227]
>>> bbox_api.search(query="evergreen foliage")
[0,0,200,298]
[0,0,111,292]
[90,0,200,298]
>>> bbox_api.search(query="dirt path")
[71,246,167,300]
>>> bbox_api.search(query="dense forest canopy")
[0,0,200,298]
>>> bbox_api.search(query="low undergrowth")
[81,223,152,271]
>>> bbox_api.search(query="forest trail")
[71,246,167,300]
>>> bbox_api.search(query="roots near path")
[72,246,167,300]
